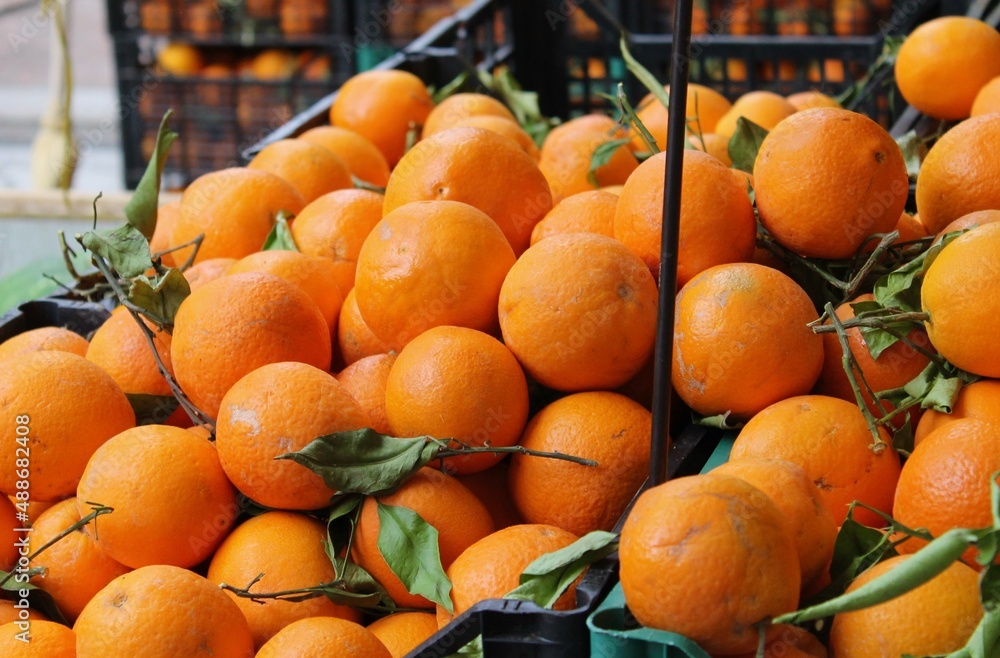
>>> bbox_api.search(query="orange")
[619,474,800,655]
[614,149,756,285]
[893,419,1000,565]
[338,287,390,366]
[0,620,75,657]
[455,462,523,530]
[754,108,908,259]
[207,511,361,649]
[499,233,658,392]
[335,352,396,435]
[298,125,391,186]
[421,92,515,138]
[894,211,928,242]
[156,42,203,76]
[508,391,651,536]
[631,84,732,152]
[0,496,16,572]
[714,91,797,138]
[914,379,1000,444]
[353,467,495,608]
[28,498,131,621]
[256,616,391,658]
[539,114,638,202]
[0,599,46,625]
[895,16,1000,119]
[384,126,553,255]
[289,189,384,295]
[171,271,332,419]
[227,250,344,333]
[687,132,732,166]
[786,90,842,111]
[829,555,983,656]
[936,208,1000,237]
[216,361,368,509]
[916,115,1000,233]
[355,200,515,351]
[672,263,824,420]
[922,222,1000,376]
[971,74,1000,116]
[712,458,838,590]
[74,564,254,658]
[385,326,528,474]
[0,351,134,501]
[731,395,901,527]
[367,612,439,658]
[182,256,235,291]
[439,524,580,627]
[249,48,297,79]
[0,326,88,362]
[331,69,433,167]
[76,424,238,568]
[171,167,305,264]
[247,138,353,204]
[529,189,617,245]
[454,115,540,160]
[147,200,181,267]
[726,625,828,658]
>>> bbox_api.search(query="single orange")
[936,209,1000,237]
[335,352,396,435]
[539,114,638,202]
[182,256,236,291]
[786,90,842,111]
[454,115,540,160]
[298,125,391,187]
[914,379,1000,444]
[971,74,1000,116]
[256,616,391,658]
[0,599,46,625]
[714,91,797,138]
[147,200,181,267]
[367,612,439,658]
[687,132,732,166]
[421,92,515,138]
[248,138,353,204]
[630,84,732,152]
[0,620,75,657]
[529,189,617,245]
[0,326,88,362]
[338,287,390,366]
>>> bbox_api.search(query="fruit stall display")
[3,0,1000,655]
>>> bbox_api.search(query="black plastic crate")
[0,298,112,345]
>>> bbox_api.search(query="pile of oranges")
[2,14,1000,658]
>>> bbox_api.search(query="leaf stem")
[152,234,203,271]
[436,443,598,467]
[826,302,886,451]
[811,311,931,334]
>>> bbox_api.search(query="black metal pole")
[648,0,693,486]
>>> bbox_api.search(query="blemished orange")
[829,555,983,656]
[0,351,134,501]
[786,90,842,111]
[631,84,732,152]
[936,208,1000,237]
[456,462,524,530]
[454,115,540,160]
[147,200,181,267]
[367,612,439,658]
[754,108,908,259]
[384,126,553,255]
[385,326,528,475]
[539,114,638,202]
[74,564,254,658]
[893,419,1000,566]
[0,326,88,362]
[508,392,651,536]
[714,91,797,138]
[895,16,1000,119]
[182,256,236,291]
[247,138,353,204]
[438,524,580,627]
[207,511,361,649]
[28,498,131,622]
[298,125,391,186]
[353,467,496,608]
[971,75,1000,116]
[289,189,385,295]
[529,189,617,245]
[216,361,368,509]
[671,263,823,420]
[227,250,344,333]
[922,222,1000,376]
[619,474,801,655]
[335,352,396,435]
[914,379,1000,444]
[171,272,332,419]
[330,69,433,167]
[355,200,516,351]
[0,620,75,657]
[338,287,390,366]
[730,395,901,527]
[422,92,515,138]
[712,458,838,590]
[0,600,46,625]
[688,132,732,166]
[171,167,305,264]
[0,496,17,572]
[256,616,391,658]
[916,113,1000,233]
[76,424,238,569]
[614,149,756,285]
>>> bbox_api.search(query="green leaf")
[982,563,1000,611]
[587,137,632,188]
[127,267,191,325]
[504,531,617,609]
[275,428,440,496]
[922,374,963,413]
[613,84,659,155]
[873,229,964,313]
[455,636,484,657]
[432,72,470,105]
[693,410,742,430]
[728,118,769,174]
[125,393,180,425]
[0,571,69,625]
[804,515,897,606]
[352,176,387,194]
[849,300,906,360]
[376,501,453,612]
[895,130,922,181]
[262,211,298,251]
[334,559,393,608]
[619,34,669,110]
[82,224,153,279]
[124,110,178,239]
